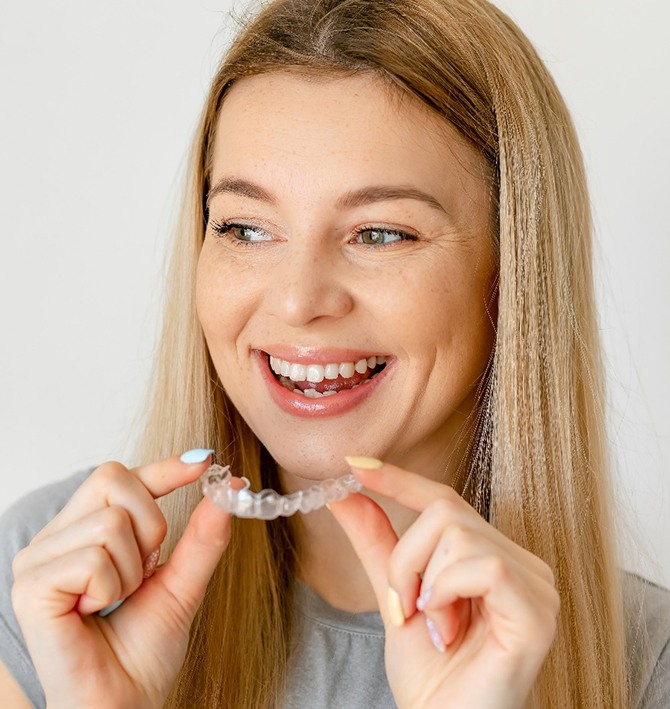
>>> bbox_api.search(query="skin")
[198,72,498,611]
[199,73,497,487]
[6,73,559,708]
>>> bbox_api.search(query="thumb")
[328,492,399,627]
[151,496,232,624]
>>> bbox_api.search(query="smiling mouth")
[266,353,388,398]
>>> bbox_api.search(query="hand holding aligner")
[201,464,362,520]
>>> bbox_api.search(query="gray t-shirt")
[1,471,669,708]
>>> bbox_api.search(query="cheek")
[373,256,495,354]
[195,245,243,346]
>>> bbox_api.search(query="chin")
[265,442,352,484]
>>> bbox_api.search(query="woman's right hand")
[11,453,231,709]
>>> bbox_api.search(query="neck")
[282,402,477,613]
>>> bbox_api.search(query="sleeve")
[0,469,93,709]
[624,572,670,709]
[640,635,670,709]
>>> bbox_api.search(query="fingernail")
[143,548,160,579]
[416,585,433,611]
[98,598,125,617]
[180,448,214,464]
[387,587,405,626]
[345,456,383,470]
[425,616,446,653]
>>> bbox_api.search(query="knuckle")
[445,523,471,549]
[127,563,144,593]
[427,496,455,520]
[539,607,559,646]
[147,510,168,546]
[101,505,132,536]
[486,555,508,581]
[11,546,30,577]
[440,485,462,506]
[11,577,31,616]
[92,461,129,487]
[84,545,111,573]
[538,559,556,587]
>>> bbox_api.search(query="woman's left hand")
[328,460,560,709]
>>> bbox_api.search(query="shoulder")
[0,469,93,709]
[623,571,670,708]
[0,470,93,556]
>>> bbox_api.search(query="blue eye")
[354,228,412,245]
[210,220,271,243]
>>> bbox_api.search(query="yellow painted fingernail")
[387,587,405,627]
[345,456,383,470]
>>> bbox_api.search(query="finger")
[33,452,215,557]
[131,450,215,498]
[13,546,123,623]
[327,493,399,627]
[149,496,232,626]
[348,459,556,587]
[391,507,546,624]
[420,556,560,654]
[419,523,518,599]
[33,465,165,561]
[423,601,464,652]
[388,499,505,616]
[346,458,465,514]
[13,507,144,603]
[386,500,466,617]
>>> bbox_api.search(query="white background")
[1,1,668,585]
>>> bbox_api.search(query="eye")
[352,227,414,246]
[210,219,272,244]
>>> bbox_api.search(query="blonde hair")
[140,0,629,705]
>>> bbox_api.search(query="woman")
[1,0,668,706]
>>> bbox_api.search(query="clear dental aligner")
[201,464,362,520]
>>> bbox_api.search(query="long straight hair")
[141,0,629,705]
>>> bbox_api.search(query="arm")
[0,659,32,709]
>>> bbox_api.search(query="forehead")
[210,72,488,187]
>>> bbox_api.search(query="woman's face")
[197,72,497,484]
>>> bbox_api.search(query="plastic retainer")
[201,464,362,520]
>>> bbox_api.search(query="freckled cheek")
[196,257,243,345]
[377,268,494,367]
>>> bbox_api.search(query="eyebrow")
[207,177,449,216]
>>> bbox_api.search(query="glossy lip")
[253,349,393,418]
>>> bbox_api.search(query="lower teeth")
[277,376,365,397]
[276,363,386,397]
[285,382,341,398]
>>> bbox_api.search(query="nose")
[263,238,355,328]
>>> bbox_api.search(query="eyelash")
[209,219,269,248]
[351,226,417,247]
[209,219,417,249]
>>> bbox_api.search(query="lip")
[253,349,392,418]
[261,344,386,365]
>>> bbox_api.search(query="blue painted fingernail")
[98,598,125,617]
[416,586,433,611]
[180,448,215,464]
[425,616,446,653]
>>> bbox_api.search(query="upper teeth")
[269,355,386,383]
